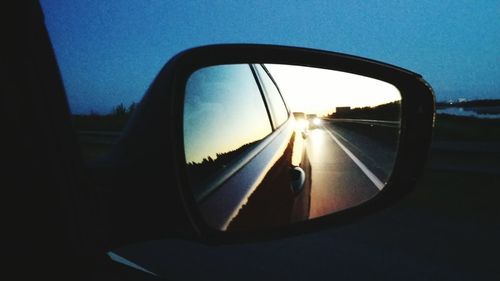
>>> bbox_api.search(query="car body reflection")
[184,64,312,231]
[197,119,312,231]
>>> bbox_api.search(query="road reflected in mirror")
[183,64,401,231]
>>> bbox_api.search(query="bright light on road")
[299,119,308,130]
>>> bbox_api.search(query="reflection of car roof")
[293,112,306,118]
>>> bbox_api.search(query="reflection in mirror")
[183,64,401,231]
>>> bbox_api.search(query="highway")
[307,119,400,218]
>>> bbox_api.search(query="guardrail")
[76,130,122,145]
[323,118,400,128]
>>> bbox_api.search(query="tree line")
[72,102,137,131]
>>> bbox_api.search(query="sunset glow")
[266,64,401,116]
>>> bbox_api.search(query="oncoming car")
[293,111,309,137]
[306,113,322,129]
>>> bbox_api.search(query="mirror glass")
[183,64,401,231]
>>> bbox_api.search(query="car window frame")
[251,64,291,129]
[186,64,285,202]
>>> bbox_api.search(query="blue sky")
[40,0,499,114]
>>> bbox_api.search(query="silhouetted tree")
[112,103,127,117]
[128,102,137,114]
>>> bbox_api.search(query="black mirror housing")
[113,44,435,246]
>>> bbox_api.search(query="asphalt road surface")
[307,119,399,218]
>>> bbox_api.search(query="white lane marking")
[322,126,384,190]
[107,252,158,276]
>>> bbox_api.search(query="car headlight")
[297,119,308,130]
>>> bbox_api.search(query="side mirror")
[112,44,434,245]
[183,63,404,231]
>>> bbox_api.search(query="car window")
[254,64,289,127]
[183,64,273,200]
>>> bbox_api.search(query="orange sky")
[266,64,401,116]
